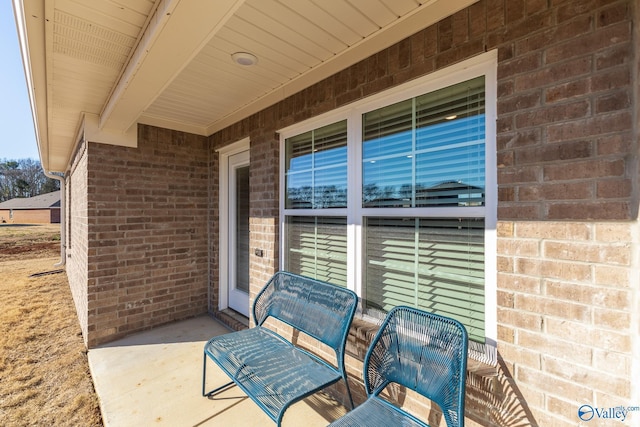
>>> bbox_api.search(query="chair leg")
[202,352,207,396]
[202,352,235,397]
[344,377,354,410]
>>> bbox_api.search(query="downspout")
[43,170,66,267]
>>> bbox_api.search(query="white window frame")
[279,51,497,363]
[218,137,250,313]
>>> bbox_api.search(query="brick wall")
[496,221,637,426]
[67,142,89,344]
[210,0,638,425]
[83,126,210,347]
[496,0,636,221]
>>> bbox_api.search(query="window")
[362,76,485,208]
[364,217,486,342]
[285,216,347,286]
[280,52,497,361]
[285,120,347,209]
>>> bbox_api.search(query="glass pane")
[415,76,485,206]
[363,99,413,158]
[285,216,347,287]
[364,217,485,342]
[285,121,347,209]
[363,99,413,207]
[363,156,413,207]
[417,218,485,342]
[363,217,417,309]
[235,166,250,294]
[362,77,486,208]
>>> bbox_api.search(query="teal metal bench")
[329,306,468,427]
[202,271,357,426]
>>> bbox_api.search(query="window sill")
[346,317,499,380]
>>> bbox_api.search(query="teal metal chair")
[329,306,468,427]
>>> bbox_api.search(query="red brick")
[591,66,631,92]
[547,201,630,220]
[597,1,631,28]
[499,165,542,184]
[544,78,590,103]
[595,43,632,70]
[546,112,632,142]
[505,0,526,23]
[596,178,631,198]
[468,1,487,38]
[596,133,632,156]
[486,0,506,32]
[451,9,469,46]
[595,90,631,113]
[524,0,549,15]
[543,158,625,181]
[556,0,599,23]
[515,140,592,164]
[541,182,594,200]
[438,15,453,52]
[545,22,631,64]
[514,56,592,92]
[498,204,543,219]
[498,90,541,114]
[497,128,541,149]
[514,99,590,128]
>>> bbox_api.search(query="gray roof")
[0,191,61,210]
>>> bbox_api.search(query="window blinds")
[285,216,348,287]
[285,121,348,209]
[364,217,485,342]
[363,76,485,208]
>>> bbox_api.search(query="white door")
[227,150,250,316]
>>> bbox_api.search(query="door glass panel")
[235,166,250,293]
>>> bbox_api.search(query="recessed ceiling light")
[445,115,458,120]
[231,52,258,66]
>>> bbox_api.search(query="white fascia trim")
[13,0,50,169]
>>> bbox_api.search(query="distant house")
[0,191,61,224]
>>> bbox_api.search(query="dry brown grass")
[0,225,102,427]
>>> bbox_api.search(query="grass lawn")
[0,224,102,426]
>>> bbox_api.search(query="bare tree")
[0,158,60,202]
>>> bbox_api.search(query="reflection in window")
[364,217,485,342]
[285,121,347,209]
[285,216,347,287]
[363,76,485,208]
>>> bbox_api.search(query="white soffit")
[141,0,479,136]
[16,0,479,172]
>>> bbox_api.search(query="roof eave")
[13,0,54,171]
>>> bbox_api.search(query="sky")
[0,1,40,161]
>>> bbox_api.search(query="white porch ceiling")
[14,0,477,172]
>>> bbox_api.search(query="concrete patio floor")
[88,315,348,427]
